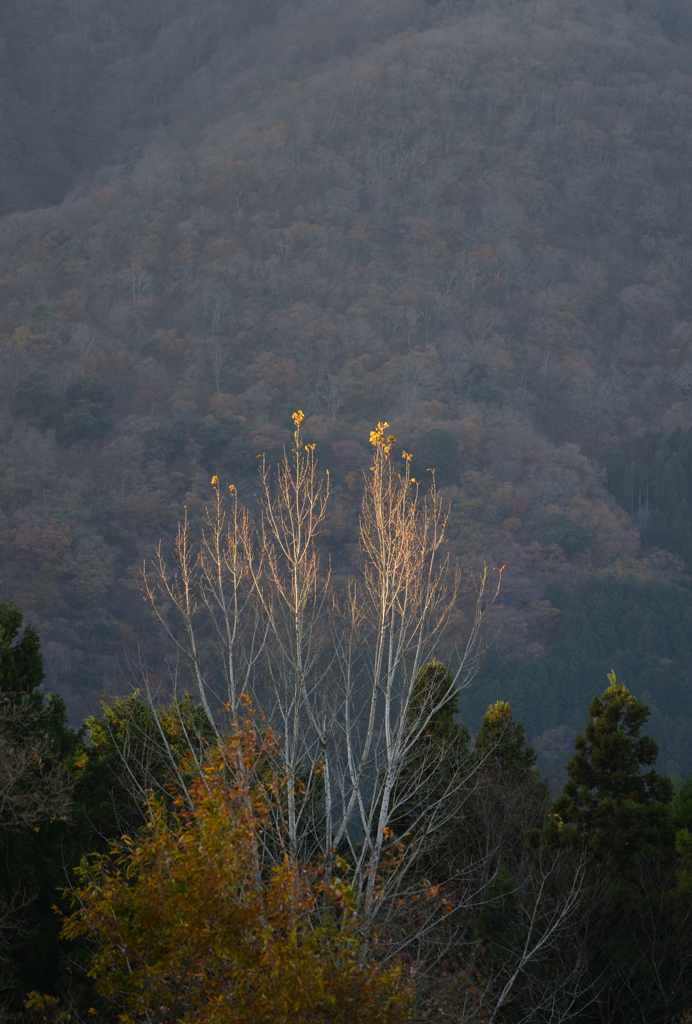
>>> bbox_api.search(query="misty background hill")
[0,0,437,214]
[3,0,692,780]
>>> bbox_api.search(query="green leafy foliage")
[410,429,462,487]
[59,376,115,442]
[11,373,115,442]
[608,428,692,568]
[462,575,692,781]
[535,680,692,1024]
[532,512,593,559]
[547,674,674,858]
[0,628,690,1023]
[475,700,537,777]
[77,691,216,842]
[607,450,632,513]
[144,415,245,471]
[391,661,469,843]
[0,602,44,702]
[460,363,503,406]
[0,604,82,1005]
[10,373,63,432]
[408,658,461,728]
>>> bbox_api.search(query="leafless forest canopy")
[2,0,692,772]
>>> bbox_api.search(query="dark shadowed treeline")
[3,596,692,1024]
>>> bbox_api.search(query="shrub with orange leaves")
[61,720,413,1024]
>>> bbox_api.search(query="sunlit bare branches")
[139,415,501,917]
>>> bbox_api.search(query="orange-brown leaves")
[63,720,413,1024]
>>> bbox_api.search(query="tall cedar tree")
[474,700,538,778]
[0,604,78,1005]
[547,672,673,859]
[538,678,692,1023]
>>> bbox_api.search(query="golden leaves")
[369,421,388,446]
[292,410,304,428]
[369,421,395,453]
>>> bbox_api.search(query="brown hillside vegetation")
[0,0,691,765]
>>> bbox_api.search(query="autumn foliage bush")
[60,718,413,1024]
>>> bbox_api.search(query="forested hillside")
[0,0,287,213]
[2,0,692,773]
[2,454,692,1023]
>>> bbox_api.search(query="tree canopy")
[548,674,674,858]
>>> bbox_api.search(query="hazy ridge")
[1,0,692,774]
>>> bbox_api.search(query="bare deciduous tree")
[0,330,30,390]
[121,414,597,1020]
[71,321,101,367]
[202,336,233,394]
[125,262,151,312]
[140,415,500,919]
[671,354,692,400]
[396,356,439,416]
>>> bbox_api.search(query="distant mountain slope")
[6,0,687,451]
[0,0,692,767]
[0,0,452,216]
[0,0,288,214]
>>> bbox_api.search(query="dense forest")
[3,0,692,1016]
[2,430,692,1023]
